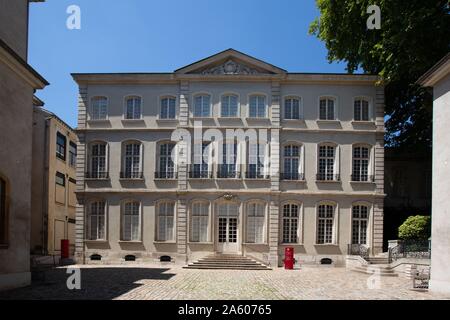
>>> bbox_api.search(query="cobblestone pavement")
[0,264,449,300]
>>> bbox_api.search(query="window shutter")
[334,146,340,176]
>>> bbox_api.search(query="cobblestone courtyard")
[0,264,449,300]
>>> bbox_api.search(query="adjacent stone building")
[418,52,450,294]
[0,0,48,290]
[31,107,77,256]
[72,49,385,267]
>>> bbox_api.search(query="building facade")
[0,0,48,290]
[31,107,77,256]
[418,53,450,294]
[73,49,385,267]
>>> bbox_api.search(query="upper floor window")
[157,143,176,179]
[282,203,299,243]
[0,176,8,246]
[88,142,108,179]
[246,202,266,244]
[56,132,66,161]
[194,94,211,117]
[69,141,77,167]
[352,145,371,182]
[319,97,336,120]
[87,200,106,240]
[125,96,142,120]
[221,94,239,117]
[282,144,303,180]
[55,172,66,187]
[191,142,211,178]
[317,144,339,181]
[156,201,175,241]
[317,203,336,244]
[246,143,267,179]
[121,142,142,179]
[218,141,238,179]
[284,97,301,120]
[122,200,141,241]
[249,95,266,118]
[354,98,370,121]
[90,97,108,120]
[190,201,209,242]
[352,204,369,245]
[160,97,176,119]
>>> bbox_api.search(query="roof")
[34,107,75,132]
[417,53,450,87]
[72,48,379,85]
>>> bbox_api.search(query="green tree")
[398,215,431,240]
[309,0,450,150]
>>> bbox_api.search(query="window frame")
[316,201,338,245]
[317,142,340,181]
[318,96,338,121]
[88,141,109,179]
[220,93,240,118]
[352,144,373,182]
[282,143,305,180]
[281,201,302,244]
[123,95,143,120]
[159,95,177,120]
[120,200,142,242]
[283,96,303,120]
[89,96,109,121]
[121,140,143,179]
[69,141,77,167]
[192,93,212,118]
[245,201,267,244]
[156,141,177,179]
[248,94,268,119]
[189,200,211,243]
[351,202,371,246]
[155,200,176,242]
[86,199,107,241]
[353,96,372,122]
[56,132,67,161]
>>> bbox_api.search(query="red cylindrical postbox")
[284,247,294,270]
[61,239,69,259]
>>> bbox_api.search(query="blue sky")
[29,0,348,128]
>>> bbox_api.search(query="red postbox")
[284,247,294,269]
[61,239,69,259]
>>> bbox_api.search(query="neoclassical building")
[72,49,385,267]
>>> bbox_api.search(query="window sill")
[187,241,214,245]
[314,243,339,246]
[246,117,270,121]
[122,118,144,122]
[281,179,306,183]
[118,240,143,244]
[85,240,108,244]
[243,242,269,245]
[219,117,242,120]
[216,178,242,181]
[87,119,110,123]
[316,120,340,124]
[191,116,214,120]
[351,120,375,125]
[315,180,341,183]
[85,178,110,181]
[188,177,213,181]
[350,180,375,184]
[282,118,305,122]
[153,240,177,244]
[280,243,304,246]
[119,178,145,181]
[156,118,178,122]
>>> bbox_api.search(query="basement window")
[90,254,102,261]
[160,255,171,262]
[125,255,136,262]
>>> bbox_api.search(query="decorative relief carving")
[201,60,261,75]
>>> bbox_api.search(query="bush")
[398,215,431,240]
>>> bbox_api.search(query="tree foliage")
[310,0,450,150]
[398,215,431,240]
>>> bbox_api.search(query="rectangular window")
[319,98,335,120]
[249,95,266,118]
[123,143,141,178]
[159,143,175,178]
[55,172,66,186]
[91,97,108,120]
[157,202,175,241]
[282,204,299,243]
[160,97,176,119]
[218,142,237,178]
[352,146,370,181]
[87,201,106,240]
[354,99,369,121]
[317,205,334,244]
[56,132,66,161]
[194,95,211,117]
[69,142,77,167]
[90,143,107,178]
[191,202,209,242]
[283,145,300,180]
[125,97,142,120]
[352,205,369,245]
[0,178,7,245]
[122,201,140,241]
[221,95,238,117]
[191,143,210,178]
[247,203,265,243]
[318,145,335,180]
[247,143,266,178]
[285,98,300,120]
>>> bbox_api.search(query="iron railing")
[347,244,369,259]
[85,172,109,179]
[351,174,375,182]
[217,165,240,179]
[189,164,212,179]
[154,171,177,179]
[388,240,431,263]
[244,165,269,179]
[120,171,144,179]
[316,173,341,181]
[280,172,305,181]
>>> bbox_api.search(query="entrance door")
[216,203,239,253]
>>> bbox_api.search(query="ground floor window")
[246,202,265,243]
[317,204,335,244]
[352,204,369,245]
[87,200,106,240]
[122,200,141,241]
[282,203,299,243]
[157,201,175,241]
[190,202,209,242]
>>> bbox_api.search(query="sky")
[28,0,349,128]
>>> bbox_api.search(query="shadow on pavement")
[0,267,174,300]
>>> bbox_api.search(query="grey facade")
[73,49,385,267]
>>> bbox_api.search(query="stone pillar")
[176,197,187,260]
[268,196,280,267]
[179,81,190,126]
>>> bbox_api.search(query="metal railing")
[217,165,240,179]
[347,244,369,259]
[120,171,144,179]
[154,171,177,179]
[351,174,375,182]
[85,172,109,179]
[189,165,212,179]
[244,165,269,179]
[280,172,305,181]
[316,173,341,181]
[388,240,431,263]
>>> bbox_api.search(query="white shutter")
[263,143,270,176]
[334,145,340,175]
[299,145,305,176]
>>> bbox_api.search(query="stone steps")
[184,254,271,270]
[351,265,398,277]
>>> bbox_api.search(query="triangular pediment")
[175,49,286,75]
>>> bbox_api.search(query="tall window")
[246,202,265,243]
[247,143,266,178]
[122,201,141,241]
[249,95,266,118]
[319,98,336,120]
[317,204,335,244]
[56,132,66,161]
[352,205,369,245]
[191,142,210,178]
[125,96,142,120]
[283,145,300,180]
[158,143,175,178]
[69,141,77,167]
[87,200,106,240]
[221,94,238,117]
[157,201,175,241]
[194,94,211,117]
[352,146,370,182]
[282,203,299,243]
[218,142,237,178]
[318,145,337,181]
[90,97,108,120]
[0,177,7,245]
[122,142,142,179]
[89,143,108,179]
[285,97,301,120]
[354,98,369,121]
[190,202,209,242]
[160,97,176,119]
